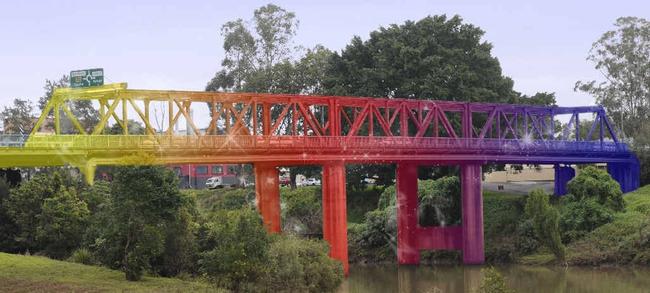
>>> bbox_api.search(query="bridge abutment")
[554,164,575,196]
[460,164,484,264]
[254,163,281,233]
[608,160,640,193]
[322,161,349,275]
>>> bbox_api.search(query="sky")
[0,0,648,117]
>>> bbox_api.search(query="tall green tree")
[36,186,89,259]
[325,15,555,181]
[0,178,19,253]
[94,166,183,281]
[323,15,518,103]
[38,75,100,133]
[207,4,299,93]
[575,17,650,143]
[1,99,34,134]
[6,171,82,253]
[207,4,333,188]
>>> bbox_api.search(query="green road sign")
[70,68,104,88]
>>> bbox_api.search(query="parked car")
[206,175,240,189]
[303,178,321,186]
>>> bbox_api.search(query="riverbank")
[0,252,218,292]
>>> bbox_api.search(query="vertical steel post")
[254,163,281,233]
[461,164,484,264]
[322,161,349,275]
[396,163,420,264]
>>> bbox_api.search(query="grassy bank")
[567,185,650,265]
[0,253,217,293]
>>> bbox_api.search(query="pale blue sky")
[0,0,648,113]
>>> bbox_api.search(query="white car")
[206,175,240,189]
[205,176,223,189]
[303,178,321,186]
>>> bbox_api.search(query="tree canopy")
[576,17,650,143]
[323,15,519,103]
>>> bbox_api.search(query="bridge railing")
[12,134,628,155]
[0,134,29,147]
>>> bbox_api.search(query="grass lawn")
[0,252,219,293]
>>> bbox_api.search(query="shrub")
[68,248,96,265]
[90,166,184,281]
[348,209,396,262]
[483,192,529,262]
[0,177,19,253]
[282,186,322,235]
[514,219,540,255]
[36,187,90,259]
[377,177,460,227]
[418,176,461,226]
[478,267,513,293]
[559,198,614,243]
[196,188,256,212]
[525,189,566,261]
[568,211,650,265]
[568,185,650,265]
[6,171,81,252]
[265,237,343,292]
[567,166,624,211]
[152,193,200,277]
[199,208,271,291]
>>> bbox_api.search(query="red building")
[170,164,239,189]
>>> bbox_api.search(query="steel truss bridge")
[0,83,640,274]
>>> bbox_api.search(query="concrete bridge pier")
[254,163,281,233]
[554,164,575,196]
[395,163,485,266]
[396,163,419,265]
[608,160,640,193]
[460,164,484,264]
[322,161,349,275]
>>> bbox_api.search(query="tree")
[207,5,333,188]
[105,120,145,135]
[0,178,19,253]
[6,171,81,253]
[566,166,624,211]
[199,208,271,291]
[1,99,34,134]
[575,17,650,143]
[324,15,518,103]
[38,75,100,133]
[206,4,299,93]
[94,166,183,281]
[36,186,89,259]
[324,15,555,180]
[524,189,566,262]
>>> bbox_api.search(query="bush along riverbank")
[0,167,344,293]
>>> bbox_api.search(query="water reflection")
[338,264,650,293]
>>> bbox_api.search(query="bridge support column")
[396,163,419,265]
[322,161,349,275]
[460,164,484,264]
[608,160,640,193]
[254,163,281,233]
[554,164,575,196]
